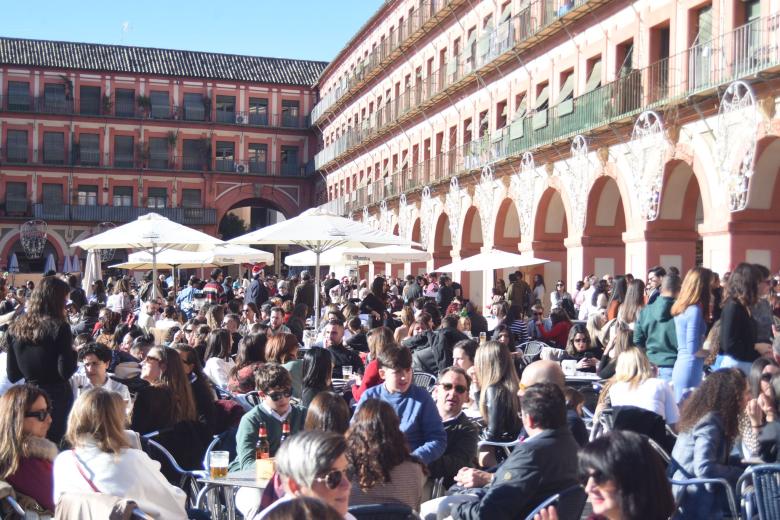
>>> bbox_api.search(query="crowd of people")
[0,259,777,519]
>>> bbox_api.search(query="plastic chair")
[518,340,547,361]
[348,503,416,520]
[669,477,738,519]
[201,427,238,475]
[736,463,780,520]
[412,371,437,390]
[523,484,587,520]
[477,438,521,459]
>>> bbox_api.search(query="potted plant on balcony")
[102,94,113,116]
[137,95,152,118]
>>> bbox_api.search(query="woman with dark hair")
[532,273,547,310]
[0,385,58,512]
[240,302,259,335]
[171,344,217,432]
[94,309,121,348]
[720,262,768,374]
[562,323,602,372]
[304,391,351,434]
[550,280,572,312]
[671,369,747,519]
[301,347,333,408]
[606,275,627,321]
[741,358,780,458]
[346,399,426,510]
[106,277,132,318]
[286,303,308,345]
[618,279,645,330]
[351,327,395,401]
[671,267,713,403]
[534,307,572,348]
[89,279,108,305]
[203,329,235,388]
[579,430,674,520]
[505,304,530,345]
[6,277,76,444]
[490,324,513,349]
[360,277,387,328]
[266,333,301,397]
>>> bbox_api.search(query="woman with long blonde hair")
[474,341,522,467]
[671,267,712,403]
[53,388,187,518]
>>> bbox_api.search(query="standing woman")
[106,277,132,319]
[720,263,768,374]
[550,280,572,312]
[6,277,76,444]
[532,273,547,311]
[360,277,388,328]
[606,276,627,321]
[618,279,645,330]
[671,267,712,403]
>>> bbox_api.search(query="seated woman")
[534,307,572,348]
[740,358,779,458]
[203,329,236,389]
[393,306,414,344]
[505,305,530,345]
[401,318,434,352]
[0,385,58,513]
[301,348,333,408]
[351,327,395,402]
[346,399,426,511]
[452,339,478,407]
[474,341,522,467]
[671,369,747,520]
[227,333,267,394]
[597,321,633,380]
[579,430,674,520]
[305,392,351,435]
[747,371,780,463]
[266,333,302,398]
[561,324,603,372]
[170,344,217,433]
[607,347,679,427]
[53,388,187,519]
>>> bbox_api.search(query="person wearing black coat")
[410,315,468,374]
[247,266,269,308]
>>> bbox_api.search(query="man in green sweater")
[633,273,681,383]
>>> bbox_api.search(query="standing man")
[506,272,531,318]
[403,275,422,305]
[202,268,226,305]
[634,272,681,382]
[293,271,315,318]
[322,272,340,305]
[247,264,269,309]
[646,266,667,305]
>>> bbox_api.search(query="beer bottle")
[255,422,270,460]
[280,420,291,444]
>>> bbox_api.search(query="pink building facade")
[315,0,780,308]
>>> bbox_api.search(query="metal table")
[196,469,268,520]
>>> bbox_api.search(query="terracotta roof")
[0,37,328,87]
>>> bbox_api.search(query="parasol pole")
[314,248,321,329]
[151,246,159,301]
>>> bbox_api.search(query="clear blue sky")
[0,0,385,62]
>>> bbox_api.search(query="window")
[5,182,27,213]
[558,69,575,115]
[147,187,167,208]
[80,86,101,115]
[43,132,65,164]
[281,100,300,127]
[280,146,299,175]
[183,93,206,121]
[496,100,508,129]
[43,84,67,113]
[585,57,602,93]
[182,139,202,170]
[77,185,98,206]
[248,143,267,174]
[6,130,28,163]
[150,91,170,118]
[7,81,30,111]
[78,134,100,166]
[42,183,63,205]
[533,82,550,130]
[115,89,135,117]
[181,189,202,208]
[149,138,168,169]
[215,141,235,172]
[113,186,133,207]
[114,135,135,167]
[249,98,268,125]
[215,95,236,123]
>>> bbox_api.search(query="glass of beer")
[209,451,229,479]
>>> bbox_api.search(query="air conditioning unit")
[235,162,248,174]
[235,113,248,124]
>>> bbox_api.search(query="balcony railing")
[326,14,780,216]
[3,199,28,215]
[32,204,216,225]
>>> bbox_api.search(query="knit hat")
[251,264,263,276]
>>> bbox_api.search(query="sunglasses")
[144,355,162,363]
[761,373,775,382]
[267,389,293,402]
[25,409,51,422]
[314,468,348,490]
[580,469,608,486]
[440,382,468,394]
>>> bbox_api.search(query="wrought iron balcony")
[32,203,216,225]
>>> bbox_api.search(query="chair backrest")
[348,503,415,520]
[523,484,587,520]
[738,463,780,520]
[202,426,239,471]
[518,340,547,362]
[412,371,437,390]
[612,405,675,453]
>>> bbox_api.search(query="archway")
[432,212,451,270]
[218,197,288,277]
[583,177,627,278]
[6,239,60,274]
[460,206,484,307]
[493,198,522,290]
[410,218,426,276]
[533,188,568,296]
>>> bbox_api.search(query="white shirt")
[608,378,679,425]
[203,357,235,388]
[53,441,187,519]
[70,373,131,402]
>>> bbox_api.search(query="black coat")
[248,277,269,308]
[428,413,480,488]
[410,327,468,375]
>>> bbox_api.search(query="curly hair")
[677,368,746,441]
[346,399,421,491]
[8,276,69,343]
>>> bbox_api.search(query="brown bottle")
[280,420,291,444]
[255,423,270,460]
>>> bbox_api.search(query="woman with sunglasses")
[578,430,674,520]
[346,399,426,511]
[742,358,780,459]
[240,302,259,336]
[53,388,187,519]
[6,277,76,444]
[171,344,217,433]
[0,385,58,513]
[561,324,602,372]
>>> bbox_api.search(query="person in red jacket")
[351,327,395,402]
[0,384,58,512]
[535,308,574,348]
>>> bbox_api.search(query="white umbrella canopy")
[284,245,371,267]
[43,253,56,274]
[343,245,431,264]
[7,253,19,273]
[72,213,224,299]
[437,249,549,272]
[82,250,101,297]
[112,244,273,270]
[230,207,414,326]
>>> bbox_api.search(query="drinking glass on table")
[342,365,353,379]
[209,451,229,479]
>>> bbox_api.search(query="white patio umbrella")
[284,246,368,267]
[62,255,73,274]
[72,213,224,299]
[71,254,81,274]
[112,244,273,270]
[8,253,19,287]
[437,249,549,272]
[82,250,102,297]
[343,245,431,264]
[43,253,56,274]
[230,207,414,327]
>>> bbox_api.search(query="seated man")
[267,307,291,336]
[323,319,364,379]
[357,345,446,465]
[412,314,468,375]
[520,360,588,446]
[345,317,368,353]
[421,383,579,520]
[428,367,479,489]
